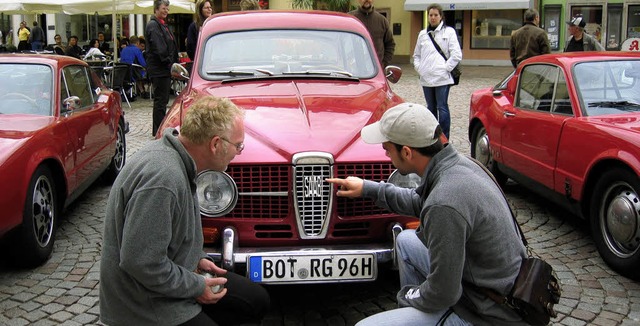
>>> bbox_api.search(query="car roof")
[0,53,85,66]
[201,10,370,37]
[522,51,640,68]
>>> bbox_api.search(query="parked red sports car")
[468,52,640,280]
[159,11,416,284]
[0,54,127,266]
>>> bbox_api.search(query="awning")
[404,0,531,11]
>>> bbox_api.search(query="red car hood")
[0,115,53,162]
[585,114,640,133]
[194,80,395,163]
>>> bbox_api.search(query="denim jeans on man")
[355,230,472,326]
[422,85,451,139]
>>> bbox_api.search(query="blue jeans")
[422,85,451,139]
[31,41,43,51]
[355,230,472,326]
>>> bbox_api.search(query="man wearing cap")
[509,8,550,68]
[327,103,528,325]
[565,15,604,52]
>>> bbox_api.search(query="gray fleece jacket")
[362,144,528,325]
[100,128,209,326]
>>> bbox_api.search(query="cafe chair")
[109,63,133,109]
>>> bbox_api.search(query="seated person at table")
[84,39,107,60]
[120,35,148,97]
[66,35,84,59]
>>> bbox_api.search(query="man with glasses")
[100,95,269,326]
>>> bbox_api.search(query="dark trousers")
[179,272,270,326]
[151,76,171,137]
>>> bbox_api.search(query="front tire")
[13,165,57,266]
[470,124,507,187]
[590,168,640,281]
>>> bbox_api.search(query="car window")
[515,64,561,113]
[200,29,376,80]
[0,63,53,116]
[574,59,640,116]
[61,65,95,109]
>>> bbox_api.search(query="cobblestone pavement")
[0,65,639,326]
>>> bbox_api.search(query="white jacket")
[413,22,462,87]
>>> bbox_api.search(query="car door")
[60,65,110,189]
[500,64,573,190]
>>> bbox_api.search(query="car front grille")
[223,156,395,238]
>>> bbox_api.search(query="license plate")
[248,253,376,283]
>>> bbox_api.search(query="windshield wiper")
[588,100,640,109]
[282,70,354,77]
[206,70,256,76]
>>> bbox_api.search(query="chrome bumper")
[207,223,404,273]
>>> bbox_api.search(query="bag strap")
[427,30,449,61]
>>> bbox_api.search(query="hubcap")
[474,129,491,166]
[602,183,640,257]
[32,175,54,247]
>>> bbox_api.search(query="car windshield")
[199,29,376,80]
[0,63,53,116]
[574,59,640,116]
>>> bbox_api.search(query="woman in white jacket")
[413,4,462,139]
[84,39,106,60]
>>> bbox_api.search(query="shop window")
[471,10,522,49]
[628,5,640,39]
[606,5,622,50]
[570,6,603,42]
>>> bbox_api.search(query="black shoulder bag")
[467,157,562,326]
[427,30,461,85]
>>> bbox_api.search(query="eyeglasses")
[220,136,244,153]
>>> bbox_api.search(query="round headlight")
[388,170,421,189]
[196,170,238,217]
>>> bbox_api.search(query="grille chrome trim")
[238,191,288,196]
[292,152,334,239]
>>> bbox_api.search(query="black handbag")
[427,30,461,85]
[468,157,561,325]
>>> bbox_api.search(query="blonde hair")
[180,96,244,145]
[239,0,260,11]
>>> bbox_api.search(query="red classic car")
[0,54,127,266]
[468,52,640,280]
[159,11,416,284]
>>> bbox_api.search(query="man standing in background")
[564,15,604,52]
[30,21,45,51]
[509,8,550,68]
[349,0,395,68]
[145,0,179,137]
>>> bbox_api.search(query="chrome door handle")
[503,111,516,117]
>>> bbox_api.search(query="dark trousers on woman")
[179,272,270,326]
[151,76,171,137]
[18,41,30,52]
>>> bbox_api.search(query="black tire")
[14,165,57,267]
[589,168,640,281]
[470,124,507,187]
[103,120,126,183]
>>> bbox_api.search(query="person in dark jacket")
[30,21,45,51]
[145,0,179,137]
[65,35,84,59]
[348,0,395,68]
[509,8,550,68]
[186,0,213,61]
[98,32,111,55]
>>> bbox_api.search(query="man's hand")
[197,258,227,276]
[196,275,228,304]
[325,176,364,198]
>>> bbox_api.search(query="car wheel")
[16,165,57,266]
[590,168,640,281]
[470,124,507,186]
[103,120,126,183]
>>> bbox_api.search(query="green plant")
[290,0,354,12]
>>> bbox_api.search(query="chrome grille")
[292,152,334,239]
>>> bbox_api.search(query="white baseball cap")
[360,103,440,147]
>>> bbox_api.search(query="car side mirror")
[385,65,402,84]
[171,63,190,81]
[62,96,81,113]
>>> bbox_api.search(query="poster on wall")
[543,5,561,51]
